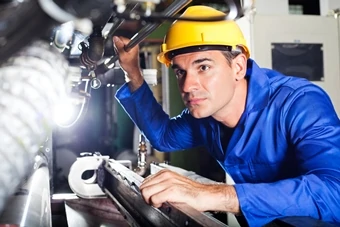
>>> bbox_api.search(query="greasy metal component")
[80,27,105,70]
[0,40,69,215]
[69,156,228,226]
[100,161,177,227]
[135,134,147,176]
[98,159,229,227]
[0,155,52,227]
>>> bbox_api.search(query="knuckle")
[161,170,172,178]
[149,195,160,206]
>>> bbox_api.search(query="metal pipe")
[97,0,193,72]
[107,3,141,38]
[0,155,52,227]
[63,0,113,26]
[87,27,105,62]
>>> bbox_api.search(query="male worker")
[114,5,340,227]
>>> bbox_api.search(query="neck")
[213,79,248,128]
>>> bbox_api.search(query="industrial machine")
[0,0,254,226]
[67,153,229,227]
[2,1,338,226]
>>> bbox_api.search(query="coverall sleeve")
[234,87,340,226]
[115,81,204,151]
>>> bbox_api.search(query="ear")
[232,54,247,81]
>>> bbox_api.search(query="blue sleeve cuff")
[234,184,253,225]
[115,80,149,101]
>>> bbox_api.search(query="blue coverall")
[116,59,340,226]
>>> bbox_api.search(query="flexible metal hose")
[0,41,69,214]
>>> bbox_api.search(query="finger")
[140,170,175,189]
[147,186,188,208]
[146,189,167,208]
[140,181,169,205]
[113,36,125,52]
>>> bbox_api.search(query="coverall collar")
[244,59,270,114]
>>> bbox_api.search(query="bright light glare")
[53,98,77,126]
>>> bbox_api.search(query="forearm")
[203,184,240,214]
[126,69,144,92]
[116,82,200,151]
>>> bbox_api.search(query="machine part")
[38,0,92,35]
[87,29,105,63]
[52,21,75,52]
[65,198,128,227]
[68,155,110,199]
[0,154,51,227]
[111,0,255,24]
[54,77,91,128]
[136,134,147,175]
[68,155,133,199]
[79,27,105,70]
[0,40,69,215]
[95,0,192,73]
[114,0,159,14]
[100,159,228,227]
[68,156,228,227]
[0,0,56,63]
[62,0,113,27]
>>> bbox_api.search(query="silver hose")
[0,41,69,214]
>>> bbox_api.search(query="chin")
[189,109,210,119]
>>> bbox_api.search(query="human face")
[171,50,238,119]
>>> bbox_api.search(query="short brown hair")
[221,46,244,66]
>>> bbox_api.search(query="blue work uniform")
[115,59,340,227]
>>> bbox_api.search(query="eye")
[175,69,186,79]
[199,65,210,72]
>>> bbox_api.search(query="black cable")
[113,12,230,23]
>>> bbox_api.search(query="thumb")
[113,36,124,52]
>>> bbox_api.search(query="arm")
[113,36,144,92]
[116,81,204,151]
[113,36,204,151]
[140,169,241,214]
[235,86,340,226]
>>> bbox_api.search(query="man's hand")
[139,169,240,214]
[113,36,144,92]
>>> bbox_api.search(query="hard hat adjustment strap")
[167,45,232,60]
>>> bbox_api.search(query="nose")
[180,72,199,93]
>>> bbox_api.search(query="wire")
[55,79,91,128]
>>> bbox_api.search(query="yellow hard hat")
[157,5,250,66]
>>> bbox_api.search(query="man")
[114,5,340,227]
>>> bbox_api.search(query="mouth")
[186,98,206,106]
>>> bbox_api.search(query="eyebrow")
[171,58,213,70]
[192,58,213,65]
